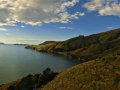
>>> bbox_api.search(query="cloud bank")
[0,0,85,26]
[0,28,8,32]
[59,26,72,30]
[0,0,119,26]
[83,0,120,17]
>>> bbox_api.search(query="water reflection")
[0,44,79,84]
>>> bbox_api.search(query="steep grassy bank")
[41,54,120,90]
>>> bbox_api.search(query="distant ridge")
[39,41,56,45]
[26,28,120,61]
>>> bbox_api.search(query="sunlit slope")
[27,28,120,61]
[41,55,120,90]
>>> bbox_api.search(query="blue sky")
[0,0,120,44]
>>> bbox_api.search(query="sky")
[0,0,120,44]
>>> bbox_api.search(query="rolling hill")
[26,28,120,61]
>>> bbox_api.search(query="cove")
[0,44,79,84]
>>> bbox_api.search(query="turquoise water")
[0,44,79,84]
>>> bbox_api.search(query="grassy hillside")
[26,28,120,61]
[41,54,120,90]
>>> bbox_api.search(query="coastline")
[25,28,120,62]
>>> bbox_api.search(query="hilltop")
[26,28,120,61]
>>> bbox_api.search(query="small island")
[13,44,28,46]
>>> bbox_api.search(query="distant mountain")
[13,44,28,46]
[39,41,56,45]
[0,42,4,44]
[26,28,120,61]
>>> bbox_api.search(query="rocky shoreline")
[0,68,58,90]
[25,45,80,60]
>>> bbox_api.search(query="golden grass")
[41,55,120,90]
[0,80,21,90]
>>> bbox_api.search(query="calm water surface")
[0,44,79,84]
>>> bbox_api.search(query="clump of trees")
[7,68,58,90]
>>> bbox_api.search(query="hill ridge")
[26,28,120,61]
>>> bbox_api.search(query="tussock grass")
[41,55,120,90]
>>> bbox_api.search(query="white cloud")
[21,25,25,28]
[0,28,8,32]
[83,0,120,17]
[107,27,113,29]
[59,27,72,30]
[0,0,84,26]
[107,26,120,30]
